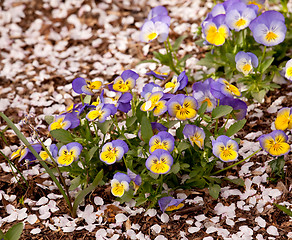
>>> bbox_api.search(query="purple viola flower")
[141,82,163,99]
[225,2,257,31]
[249,10,286,46]
[210,78,241,99]
[11,143,42,162]
[167,94,198,121]
[235,51,258,75]
[127,169,142,187]
[111,172,131,197]
[183,124,205,149]
[105,91,133,113]
[146,70,168,80]
[212,135,239,162]
[140,20,169,43]
[57,142,83,166]
[146,149,173,174]
[39,143,58,161]
[147,6,170,26]
[72,77,102,95]
[220,97,247,120]
[192,78,217,112]
[158,196,184,212]
[242,0,265,10]
[86,103,117,123]
[149,131,175,153]
[100,139,128,165]
[202,14,230,46]
[49,114,74,131]
[109,70,139,93]
[164,71,188,93]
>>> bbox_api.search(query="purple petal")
[72,77,86,94]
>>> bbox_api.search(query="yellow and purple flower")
[127,169,142,194]
[225,2,257,31]
[72,77,102,95]
[167,94,197,121]
[212,135,239,162]
[210,78,241,99]
[100,140,128,165]
[141,83,163,100]
[149,131,175,153]
[105,91,133,113]
[39,144,58,161]
[244,0,265,10]
[274,107,292,131]
[146,149,173,174]
[235,51,258,75]
[111,172,131,197]
[140,91,167,116]
[164,71,188,94]
[86,103,116,123]
[258,130,290,156]
[202,14,229,46]
[11,143,42,162]
[158,196,184,212]
[140,20,169,43]
[249,10,286,46]
[146,71,168,80]
[183,124,205,149]
[284,59,292,81]
[56,142,83,166]
[192,78,217,112]
[111,70,139,93]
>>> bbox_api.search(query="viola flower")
[210,78,241,99]
[111,172,131,197]
[105,91,133,113]
[164,71,188,93]
[167,94,197,120]
[204,3,226,22]
[192,78,217,112]
[274,107,292,131]
[72,77,102,95]
[158,196,184,212]
[48,115,71,131]
[258,130,290,156]
[220,97,247,120]
[86,103,116,123]
[57,142,83,166]
[284,59,292,81]
[243,0,265,10]
[225,2,257,31]
[140,20,169,43]
[39,144,58,161]
[140,91,167,116]
[146,149,173,174]
[149,131,175,153]
[183,124,205,149]
[141,83,163,100]
[249,10,286,46]
[202,14,229,46]
[146,70,168,80]
[235,51,258,75]
[100,140,128,165]
[111,70,139,93]
[11,143,42,162]
[212,135,239,162]
[147,6,170,26]
[127,169,142,194]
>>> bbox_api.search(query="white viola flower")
[140,20,169,43]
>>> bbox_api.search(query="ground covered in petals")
[0,0,292,239]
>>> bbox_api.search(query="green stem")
[212,148,261,175]
[113,115,133,149]
[80,94,84,105]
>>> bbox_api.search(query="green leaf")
[274,203,292,217]
[171,162,180,174]
[166,120,180,129]
[269,156,285,177]
[149,171,159,179]
[224,177,245,187]
[251,90,267,103]
[84,95,91,104]
[72,169,103,215]
[177,142,191,152]
[135,196,148,206]
[197,101,208,117]
[153,51,172,66]
[44,115,54,125]
[5,222,23,240]
[69,176,81,191]
[141,116,153,143]
[176,123,184,140]
[209,184,221,199]
[226,119,246,137]
[172,35,187,51]
[260,57,274,73]
[126,116,137,128]
[136,102,147,123]
[50,129,74,144]
[0,229,5,240]
[137,59,159,65]
[211,105,233,119]
[196,57,218,68]
[95,120,112,135]
[87,146,98,162]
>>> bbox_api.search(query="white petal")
[115,213,128,223]
[27,214,38,224]
[188,227,200,233]
[267,226,279,236]
[151,224,161,234]
[160,213,169,223]
[94,196,104,206]
[31,228,41,234]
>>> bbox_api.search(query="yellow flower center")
[265,31,278,42]
[235,18,246,28]
[147,32,158,41]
